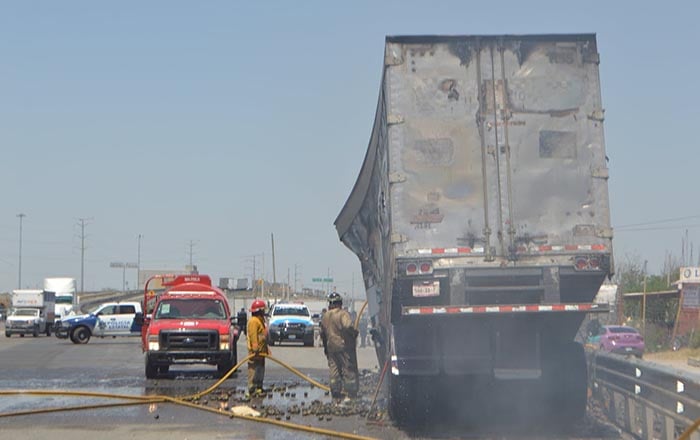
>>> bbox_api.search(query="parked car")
[588,325,644,358]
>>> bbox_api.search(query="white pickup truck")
[55,301,143,344]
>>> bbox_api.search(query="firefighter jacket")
[320,307,358,353]
[247,314,269,355]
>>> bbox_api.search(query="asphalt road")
[0,325,397,440]
[0,324,634,440]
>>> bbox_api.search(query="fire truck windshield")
[154,299,225,320]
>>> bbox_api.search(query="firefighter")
[237,307,248,335]
[320,292,359,402]
[246,299,269,399]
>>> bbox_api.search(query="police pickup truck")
[268,303,315,346]
[55,301,142,344]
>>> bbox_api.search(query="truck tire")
[33,327,39,337]
[388,374,432,426]
[45,325,51,337]
[303,335,314,347]
[145,356,158,379]
[71,326,91,344]
[543,341,587,426]
[217,355,234,377]
[5,332,9,338]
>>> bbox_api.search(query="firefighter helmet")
[250,299,266,314]
[327,291,343,307]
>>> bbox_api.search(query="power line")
[615,215,700,230]
[615,223,700,233]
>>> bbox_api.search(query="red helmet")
[250,299,266,314]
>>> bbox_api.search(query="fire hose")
[0,301,383,439]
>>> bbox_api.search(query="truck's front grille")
[160,330,218,350]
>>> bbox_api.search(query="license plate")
[413,280,440,297]
[288,334,296,340]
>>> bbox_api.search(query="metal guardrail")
[590,351,700,440]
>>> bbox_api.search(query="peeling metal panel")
[336,34,612,317]
[376,35,612,260]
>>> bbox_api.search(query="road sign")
[312,277,334,283]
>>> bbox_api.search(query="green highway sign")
[312,277,334,282]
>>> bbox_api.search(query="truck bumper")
[54,326,70,339]
[5,324,38,335]
[147,350,232,366]
[269,328,314,344]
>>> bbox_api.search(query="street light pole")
[17,213,26,289]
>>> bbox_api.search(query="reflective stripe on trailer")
[413,244,607,255]
[402,303,608,316]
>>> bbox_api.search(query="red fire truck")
[137,274,239,378]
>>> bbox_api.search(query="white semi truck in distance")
[44,277,78,322]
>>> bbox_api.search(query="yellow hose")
[354,301,368,330]
[0,303,376,439]
[679,419,700,440]
[0,350,375,440]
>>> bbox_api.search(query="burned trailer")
[335,34,612,425]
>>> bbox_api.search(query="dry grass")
[644,348,700,361]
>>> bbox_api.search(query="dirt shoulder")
[642,349,700,378]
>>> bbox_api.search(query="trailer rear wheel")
[543,341,587,426]
[388,375,432,426]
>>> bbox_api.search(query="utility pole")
[271,233,277,297]
[137,234,142,290]
[17,213,26,289]
[187,240,196,267]
[77,218,91,294]
[287,268,291,300]
[294,263,301,296]
[642,260,648,337]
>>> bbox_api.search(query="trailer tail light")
[575,256,589,271]
[574,255,607,271]
[404,261,432,275]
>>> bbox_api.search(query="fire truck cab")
[138,275,239,378]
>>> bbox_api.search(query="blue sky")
[1,1,698,294]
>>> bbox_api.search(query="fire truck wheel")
[217,357,234,377]
[145,356,158,379]
[71,326,91,344]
